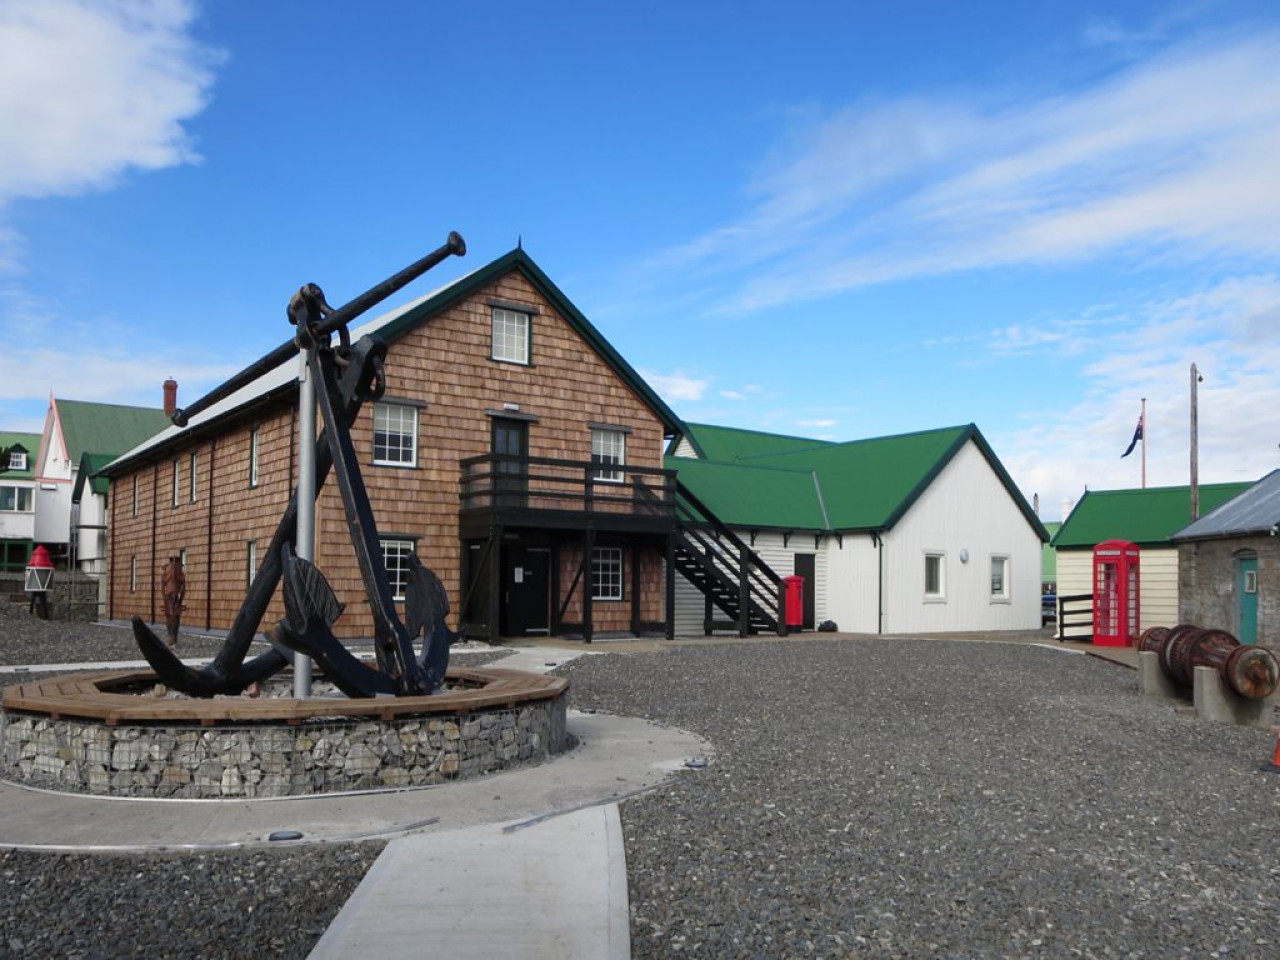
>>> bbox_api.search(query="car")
[1041,593,1057,626]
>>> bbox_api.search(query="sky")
[2,0,1279,522]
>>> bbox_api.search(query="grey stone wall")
[1177,536,1280,645]
[0,571,101,622]
[0,692,569,798]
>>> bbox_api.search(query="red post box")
[784,575,805,628]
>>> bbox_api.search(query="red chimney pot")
[163,378,178,417]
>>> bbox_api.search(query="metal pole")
[293,350,315,698]
[1190,363,1200,521]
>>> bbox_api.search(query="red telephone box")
[1093,540,1140,647]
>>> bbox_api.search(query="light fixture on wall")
[959,549,970,564]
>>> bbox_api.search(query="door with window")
[502,546,549,635]
[1236,551,1258,645]
[491,418,528,507]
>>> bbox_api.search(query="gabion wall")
[0,693,568,798]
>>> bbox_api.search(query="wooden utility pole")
[1190,363,1201,520]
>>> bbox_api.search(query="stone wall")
[1177,535,1280,645]
[1,692,568,798]
[0,571,101,622]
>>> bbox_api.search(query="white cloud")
[639,369,709,403]
[796,419,837,429]
[643,28,1280,315]
[0,0,221,206]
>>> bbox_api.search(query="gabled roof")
[0,432,40,479]
[1053,481,1254,549]
[1041,521,1062,583]
[55,400,170,464]
[1171,470,1280,542]
[104,248,685,474]
[671,422,834,461]
[670,423,1047,538]
[72,453,118,503]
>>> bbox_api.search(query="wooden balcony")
[458,455,677,536]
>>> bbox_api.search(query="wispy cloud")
[642,27,1280,315]
[638,369,709,403]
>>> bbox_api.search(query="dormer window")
[7,451,26,471]
[491,307,530,365]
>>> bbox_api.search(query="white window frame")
[189,452,198,503]
[924,552,946,601]
[130,556,138,593]
[592,546,624,601]
[132,475,139,517]
[7,451,26,471]
[591,428,626,483]
[172,458,181,507]
[0,485,33,513]
[246,540,258,588]
[249,427,260,488]
[373,403,419,468]
[381,539,416,601]
[990,554,1010,602]
[491,307,530,365]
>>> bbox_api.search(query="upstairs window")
[189,452,198,503]
[373,403,418,467]
[7,451,26,471]
[172,458,181,507]
[132,475,139,517]
[591,428,626,483]
[491,307,530,365]
[248,427,260,488]
[0,486,33,512]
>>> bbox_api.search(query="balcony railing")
[459,455,677,520]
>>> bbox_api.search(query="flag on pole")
[1121,412,1144,458]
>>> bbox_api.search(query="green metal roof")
[1052,482,1254,549]
[1041,521,1061,583]
[670,423,1048,538]
[56,400,170,463]
[668,457,827,529]
[673,422,833,460]
[0,432,41,479]
[72,453,118,502]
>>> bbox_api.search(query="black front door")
[794,553,816,630]
[492,418,529,506]
[502,546,550,635]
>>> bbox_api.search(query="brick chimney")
[163,378,178,417]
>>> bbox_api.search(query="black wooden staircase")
[673,481,787,637]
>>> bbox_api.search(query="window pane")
[491,308,530,364]
[0,487,14,511]
[249,428,260,487]
[991,557,1007,597]
[591,429,625,482]
[381,539,415,600]
[925,554,942,596]
[374,403,418,466]
[592,547,623,600]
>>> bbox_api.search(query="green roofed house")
[35,394,173,576]
[0,432,42,571]
[1051,482,1252,636]
[669,422,1049,634]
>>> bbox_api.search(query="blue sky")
[3,0,1279,521]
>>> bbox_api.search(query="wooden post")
[1190,364,1200,520]
[665,534,676,641]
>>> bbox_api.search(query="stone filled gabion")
[0,692,568,798]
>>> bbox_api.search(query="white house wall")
[1057,547,1178,635]
[880,441,1041,633]
[820,534,881,632]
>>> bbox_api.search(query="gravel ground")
[559,637,1280,960]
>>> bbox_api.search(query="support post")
[665,534,676,641]
[293,351,315,698]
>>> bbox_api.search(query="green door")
[1236,554,1258,645]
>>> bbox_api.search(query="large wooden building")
[101,248,695,643]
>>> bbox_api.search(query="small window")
[130,556,138,593]
[132,475,139,517]
[591,428,626,483]
[990,555,1010,600]
[491,307,530,365]
[189,452,198,503]
[7,451,26,471]
[592,547,624,601]
[246,540,258,587]
[249,427,260,488]
[373,403,418,467]
[925,552,945,599]
[1244,570,1258,594]
[381,539,416,601]
[0,486,33,512]
[172,458,181,507]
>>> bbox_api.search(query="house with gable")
[669,422,1048,634]
[34,396,172,573]
[1051,482,1252,636]
[0,432,41,571]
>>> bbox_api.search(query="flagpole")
[1140,397,1146,489]
[1190,364,1200,520]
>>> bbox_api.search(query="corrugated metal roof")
[55,400,170,464]
[676,423,834,461]
[669,457,827,529]
[1171,470,1280,541]
[0,432,41,479]
[1053,482,1254,548]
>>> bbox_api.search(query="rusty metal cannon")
[1137,624,1279,700]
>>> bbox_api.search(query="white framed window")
[0,486,33,512]
[491,307,530,365]
[924,552,946,600]
[592,547,624,601]
[132,475,139,517]
[381,539,416,601]
[990,555,1010,601]
[172,458,181,507]
[249,427,260,488]
[189,452,198,503]
[246,540,258,587]
[591,428,626,483]
[373,403,419,467]
[130,556,138,593]
[7,451,26,471]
